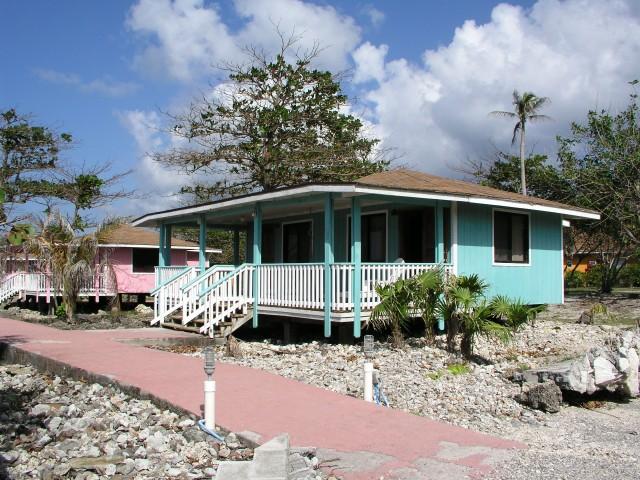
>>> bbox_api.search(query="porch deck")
[153,262,453,336]
[0,272,116,303]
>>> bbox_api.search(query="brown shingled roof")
[97,224,199,248]
[356,168,597,215]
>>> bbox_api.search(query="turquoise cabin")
[132,169,598,339]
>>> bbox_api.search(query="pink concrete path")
[0,317,521,479]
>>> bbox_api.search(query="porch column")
[351,196,362,338]
[233,227,240,266]
[252,203,262,328]
[198,215,207,272]
[323,193,334,338]
[158,223,166,267]
[163,224,172,266]
[435,201,444,263]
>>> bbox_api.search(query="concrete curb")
[217,434,290,480]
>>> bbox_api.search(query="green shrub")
[585,264,605,288]
[564,270,586,288]
[618,263,640,288]
[54,304,66,319]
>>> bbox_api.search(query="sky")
[2,0,640,219]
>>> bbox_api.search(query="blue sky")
[1,0,638,218]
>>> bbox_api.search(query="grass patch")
[446,363,471,375]
[426,371,443,381]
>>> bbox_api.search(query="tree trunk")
[446,315,460,352]
[461,333,474,359]
[519,126,527,196]
[392,320,404,348]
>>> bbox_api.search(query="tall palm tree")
[490,91,551,196]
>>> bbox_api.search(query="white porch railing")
[331,262,452,311]
[0,271,117,302]
[155,266,191,287]
[258,264,324,309]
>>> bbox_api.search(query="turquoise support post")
[351,197,362,338]
[198,215,207,273]
[323,194,334,338]
[158,224,166,268]
[163,224,172,266]
[252,204,262,328]
[233,228,240,266]
[436,201,444,263]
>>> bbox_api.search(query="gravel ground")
[154,296,640,479]
[0,364,325,479]
[0,306,152,330]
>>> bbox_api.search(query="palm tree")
[490,91,551,196]
[27,211,119,320]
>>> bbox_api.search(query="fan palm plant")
[369,278,413,347]
[409,268,445,340]
[26,211,119,321]
[490,90,551,196]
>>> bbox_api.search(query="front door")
[398,208,435,262]
[283,221,312,263]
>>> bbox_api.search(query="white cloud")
[362,5,385,28]
[352,42,388,84]
[127,0,360,82]
[116,110,188,210]
[354,0,640,174]
[35,69,139,96]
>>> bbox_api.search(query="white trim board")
[100,244,221,253]
[131,184,599,227]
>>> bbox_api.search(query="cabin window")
[493,211,529,264]
[132,248,157,273]
[262,224,278,263]
[347,212,387,262]
[397,208,435,263]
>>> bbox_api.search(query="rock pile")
[0,364,253,479]
[520,330,640,398]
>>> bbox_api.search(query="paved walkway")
[0,317,521,479]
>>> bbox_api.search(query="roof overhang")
[131,184,600,227]
[99,243,221,253]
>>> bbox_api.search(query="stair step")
[161,322,201,334]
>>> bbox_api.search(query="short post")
[203,346,216,430]
[363,335,374,403]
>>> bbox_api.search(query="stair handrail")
[183,263,251,326]
[198,264,254,336]
[198,263,249,299]
[181,264,234,293]
[181,264,235,324]
[151,266,198,326]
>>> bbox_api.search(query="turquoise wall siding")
[456,203,563,304]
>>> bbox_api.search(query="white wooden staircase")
[151,264,254,340]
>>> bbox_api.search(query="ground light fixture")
[203,346,216,379]
[202,346,217,432]
[363,335,374,402]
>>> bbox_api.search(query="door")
[282,221,312,263]
[398,208,435,262]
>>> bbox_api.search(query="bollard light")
[363,335,374,360]
[203,346,216,379]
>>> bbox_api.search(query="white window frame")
[492,208,532,267]
[281,219,314,263]
[130,246,160,275]
[346,210,389,263]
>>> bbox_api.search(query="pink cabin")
[0,224,220,306]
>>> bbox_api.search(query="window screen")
[348,212,387,262]
[494,211,529,264]
[132,248,158,273]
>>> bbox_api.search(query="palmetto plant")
[369,278,413,347]
[26,211,119,321]
[410,268,445,340]
[490,90,551,196]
